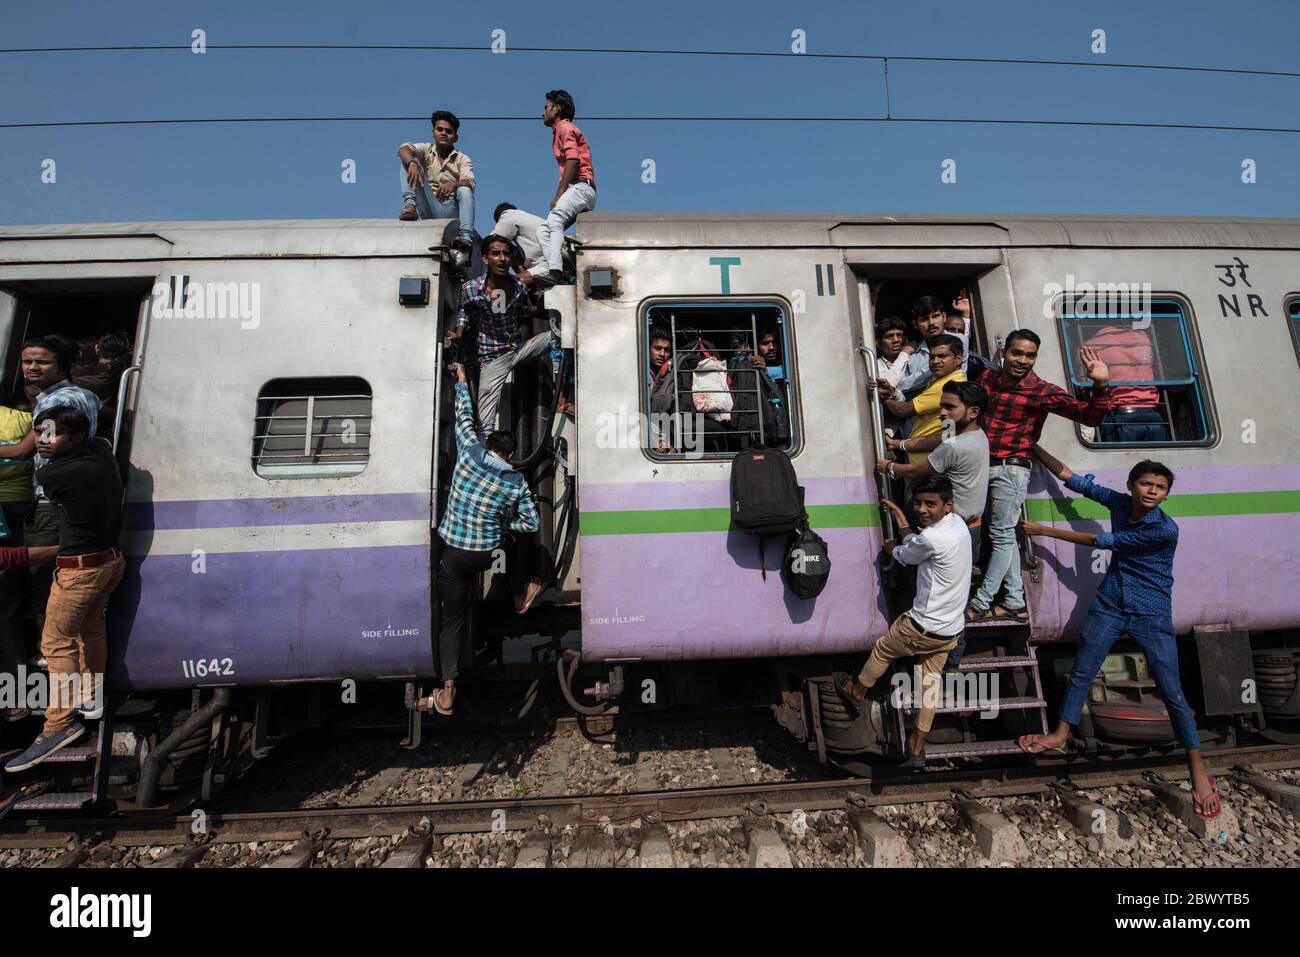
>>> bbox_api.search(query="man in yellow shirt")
[884,335,966,464]
[0,404,33,722]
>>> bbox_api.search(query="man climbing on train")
[833,477,972,768]
[422,362,541,718]
[1016,446,1219,820]
[447,234,555,440]
[963,332,1111,623]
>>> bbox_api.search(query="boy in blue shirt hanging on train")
[1017,445,1220,820]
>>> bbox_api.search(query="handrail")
[856,344,895,547]
[111,364,142,453]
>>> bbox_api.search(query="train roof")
[3,212,1300,263]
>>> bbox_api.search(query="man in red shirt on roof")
[910,329,1111,623]
[534,89,596,288]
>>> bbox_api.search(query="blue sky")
[2,0,1299,230]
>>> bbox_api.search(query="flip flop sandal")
[1017,734,1066,755]
[965,604,990,623]
[990,604,1030,623]
[0,780,50,824]
[830,671,864,713]
[1193,774,1221,820]
[432,690,454,717]
[899,750,927,770]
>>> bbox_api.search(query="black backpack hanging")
[782,522,831,600]
[730,448,803,535]
[730,448,805,580]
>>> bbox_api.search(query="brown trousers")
[40,554,125,733]
[858,612,958,733]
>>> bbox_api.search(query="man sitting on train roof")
[893,295,969,398]
[880,380,990,672]
[1017,446,1219,819]
[420,362,541,718]
[397,110,476,269]
[961,332,1110,624]
[5,407,124,774]
[448,234,556,440]
[491,202,550,289]
[533,89,596,289]
[834,477,972,768]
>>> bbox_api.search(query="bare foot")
[515,578,544,614]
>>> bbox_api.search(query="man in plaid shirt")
[447,234,554,439]
[967,329,1110,621]
[424,363,539,716]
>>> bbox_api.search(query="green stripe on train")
[1026,489,1300,522]
[581,503,880,536]
[583,490,1300,536]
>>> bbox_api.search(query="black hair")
[877,315,908,336]
[926,333,965,357]
[910,295,946,322]
[485,430,515,458]
[97,331,131,360]
[546,89,576,121]
[34,405,91,438]
[942,380,986,416]
[493,202,517,223]
[480,233,516,257]
[22,336,76,380]
[431,110,460,133]
[912,475,954,502]
[1128,460,1174,488]
[1004,328,1042,351]
[648,325,671,344]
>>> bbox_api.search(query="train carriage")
[0,211,1298,809]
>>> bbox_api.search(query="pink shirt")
[552,119,595,187]
[1083,326,1159,408]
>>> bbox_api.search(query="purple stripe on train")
[121,492,430,531]
[107,544,434,689]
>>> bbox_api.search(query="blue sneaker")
[4,722,87,773]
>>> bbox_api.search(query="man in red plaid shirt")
[964,329,1110,621]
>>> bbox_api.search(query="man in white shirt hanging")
[834,476,973,767]
[491,202,549,287]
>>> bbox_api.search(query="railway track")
[2,743,1297,866]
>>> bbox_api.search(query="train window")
[1288,298,1300,368]
[252,377,372,478]
[642,301,797,459]
[1056,297,1213,447]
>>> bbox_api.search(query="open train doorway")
[0,277,152,458]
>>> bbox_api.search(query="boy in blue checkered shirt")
[424,363,539,716]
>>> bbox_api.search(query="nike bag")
[782,523,831,600]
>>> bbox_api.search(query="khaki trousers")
[858,612,958,733]
[40,554,125,733]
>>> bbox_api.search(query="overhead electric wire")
[1,42,1299,80]
[5,114,1300,135]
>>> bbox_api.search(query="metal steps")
[955,655,1037,672]
[924,740,1026,758]
[14,791,89,812]
[898,694,1046,715]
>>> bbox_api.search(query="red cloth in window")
[1083,326,1160,409]
[0,546,29,570]
[976,369,1110,459]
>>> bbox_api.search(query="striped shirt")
[32,380,101,500]
[456,274,534,364]
[437,382,539,552]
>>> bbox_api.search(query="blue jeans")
[1058,598,1200,749]
[1100,408,1168,444]
[972,463,1029,611]
[537,182,596,272]
[399,162,474,241]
